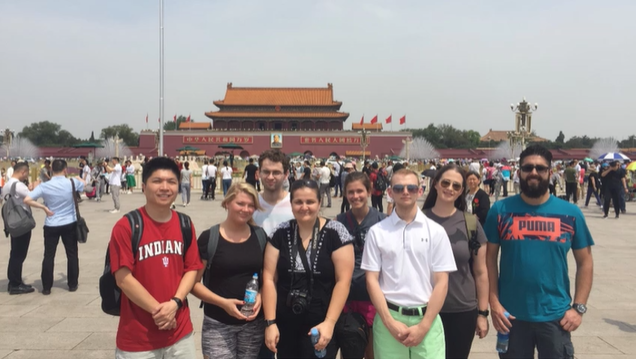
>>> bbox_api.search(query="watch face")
[575,304,587,314]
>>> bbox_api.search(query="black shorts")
[500,319,574,359]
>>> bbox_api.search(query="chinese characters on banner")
[183,136,253,144]
[299,136,368,145]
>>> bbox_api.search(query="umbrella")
[627,162,636,171]
[72,142,104,158]
[598,152,630,161]
[583,157,594,162]
[422,169,437,178]
[218,143,244,150]
[175,145,200,152]
[388,155,401,161]
[288,152,303,157]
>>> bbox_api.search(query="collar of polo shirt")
[388,207,427,226]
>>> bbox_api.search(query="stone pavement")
[0,190,635,359]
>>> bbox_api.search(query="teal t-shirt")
[484,195,594,322]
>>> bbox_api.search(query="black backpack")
[374,171,388,191]
[99,209,193,316]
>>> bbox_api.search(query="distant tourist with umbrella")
[600,161,628,219]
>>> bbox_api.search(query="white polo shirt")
[361,208,456,307]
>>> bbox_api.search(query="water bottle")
[496,311,511,353]
[240,273,258,317]
[310,328,326,358]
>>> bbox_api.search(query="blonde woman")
[191,183,268,359]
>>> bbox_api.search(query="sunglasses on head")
[520,164,550,174]
[439,179,462,192]
[392,184,419,194]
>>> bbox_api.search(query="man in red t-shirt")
[108,157,203,358]
[369,162,385,213]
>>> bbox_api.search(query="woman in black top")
[191,183,267,359]
[262,180,354,359]
[465,171,491,226]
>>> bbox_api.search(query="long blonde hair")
[221,183,263,225]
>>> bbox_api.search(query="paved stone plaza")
[0,190,635,359]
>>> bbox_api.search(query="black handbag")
[70,179,89,243]
[335,310,369,359]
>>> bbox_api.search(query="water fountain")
[400,137,440,160]
[96,137,133,160]
[2,136,40,160]
[589,138,619,160]
[492,141,523,161]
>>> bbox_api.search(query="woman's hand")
[265,324,279,353]
[309,321,335,352]
[476,315,489,338]
[246,293,262,321]
[221,298,247,320]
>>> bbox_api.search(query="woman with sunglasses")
[335,171,386,359]
[191,183,267,359]
[422,164,489,359]
[465,171,491,226]
[262,180,354,358]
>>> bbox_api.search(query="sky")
[1,0,635,142]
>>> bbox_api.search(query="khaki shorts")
[115,332,196,359]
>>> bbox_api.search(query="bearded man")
[484,145,594,359]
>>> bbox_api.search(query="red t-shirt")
[369,170,383,196]
[108,207,203,352]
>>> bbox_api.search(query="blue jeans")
[585,186,601,207]
[222,179,232,196]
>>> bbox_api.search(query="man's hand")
[152,300,178,329]
[385,318,410,342]
[44,208,54,217]
[491,302,515,333]
[400,322,430,347]
[559,308,582,332]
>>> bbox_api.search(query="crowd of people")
[1,145,604,358]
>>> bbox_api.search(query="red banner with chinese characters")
[300,136,368,145]
[183,136,253,144]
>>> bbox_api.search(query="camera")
[286,289,311,315]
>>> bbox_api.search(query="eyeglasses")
[392,184,419,194]
[261,170,284,177]
[520,164,550,174]
[439,179,462,192]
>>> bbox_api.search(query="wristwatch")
[477,309,490,317]
[171,297,183,310]
[572,303,587,315]
[265,319,277,327]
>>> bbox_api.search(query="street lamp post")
[358,128,369,165]
[158,0,165,157]
[509,97,538,151]
[402,137,413,162]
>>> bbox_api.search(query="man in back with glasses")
[485,145,594,359]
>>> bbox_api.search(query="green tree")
[18,121,79,146]
[555,131,565,144]
[100,124,139,146]
[163,115,192,131]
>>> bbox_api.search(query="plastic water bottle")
[310,328,326,358]
[496,311,511,353]
[240,273,258,317]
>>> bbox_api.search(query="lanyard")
[290,218,322,295]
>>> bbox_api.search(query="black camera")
[286,289,311,315]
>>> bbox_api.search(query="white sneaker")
[128,191,132,194]
[109,209,120,214]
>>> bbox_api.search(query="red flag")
[385,115,392,124]
[370,115,378,124]
[173,114,177,123]
[157,117,160,123]
[399,115,406,125]
[186,114,191,122]
[145,114,148,123]
[359,115,364,125]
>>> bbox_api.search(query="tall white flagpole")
[158,0,165,156]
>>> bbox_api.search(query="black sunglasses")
[440,179,462,192]
[520,164,550,174]
[392,184,419,194]
[291,179,319,191]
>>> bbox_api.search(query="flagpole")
[158,0,165,157]
[390,114,393,132]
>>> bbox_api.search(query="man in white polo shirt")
[362,168,456,359]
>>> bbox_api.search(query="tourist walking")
[244,158,259,188]
[318,161,332,208]
[24,159,92,295]
[191,183,267,359]
[262,180,354,358]
[465,171,491,226]
[221,161,233,196]
[125,160,136,194]
[422,164,489,359]
[601,161,628,219]
[339,163,354,213]
[104,157,122,213]
[107,157,202,358]
[207,161,218,200]
[201,160,209,200]
[485,145,594,358]
[180,161,192,207]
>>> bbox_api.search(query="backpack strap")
[176,212,193,254]
[463,212,481,276]
[252,225,268,252]
[125,209,144,262]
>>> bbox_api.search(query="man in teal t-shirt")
[485,145,594,359]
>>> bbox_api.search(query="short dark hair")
[344,171,371,192]
[290,179,320,203]
[422,164,467,211]
[258,149,290,174]
[44,160,51,165]
[249,158,254,163]
[112,157,120,162]
[52,159,68,173]
[371,162,379,169]
[13,162,29,173]
[466,171,481,183]
[519,145,553,167]
[184,161,190,170]
[142,157,179,184]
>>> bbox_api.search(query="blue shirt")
[484,195,594,322]
[29,176,84,227]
